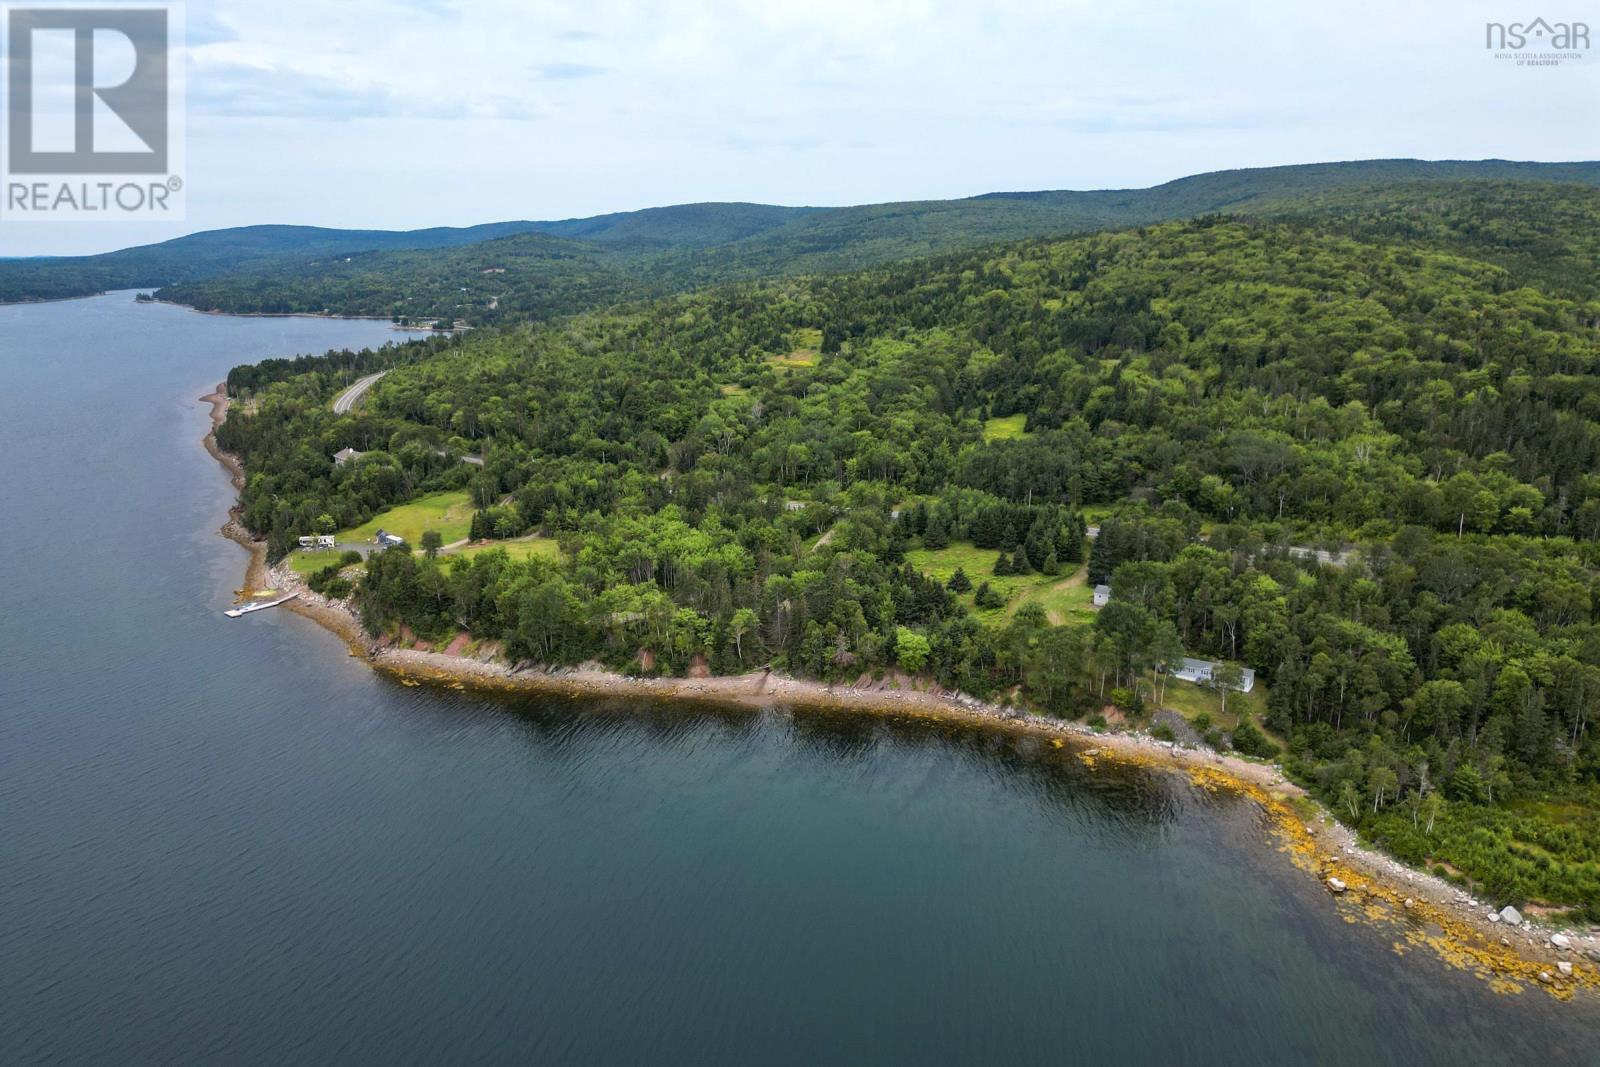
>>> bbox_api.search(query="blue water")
[2,293,1596,1064]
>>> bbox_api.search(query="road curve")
[332,370,388,414]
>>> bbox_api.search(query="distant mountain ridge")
[4,158,1599,309]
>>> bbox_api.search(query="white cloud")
[9,0,1597,255]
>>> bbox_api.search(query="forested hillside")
[11,158,1600,313]
[158,168,1600,328]
[0,221,548,304]
[218,187,1600,916]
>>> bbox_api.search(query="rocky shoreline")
[175,300,433,329]
[202,382,1600,1000]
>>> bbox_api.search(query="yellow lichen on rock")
[1170,760,1597,1001]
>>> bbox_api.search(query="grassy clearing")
[1159,676,1278,749]
[982,413,1030,441]
[718,383,748,395]
[767,327,822,370]
[444,538,561,563]
[340,490,475,546]
[287,550,350,577]
[1010,571,1097,626]
[906,541,1091,622]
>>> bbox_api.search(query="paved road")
[332,370,388,414]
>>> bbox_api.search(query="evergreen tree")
[923,507,951,549]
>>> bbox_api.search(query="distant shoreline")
[200,380,1599,1000]
[0,290,116,308]
[165,298,436,330]
[0,289,435,332]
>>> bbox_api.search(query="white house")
[1092,584,1111,607]
[1172,656,1256,693]
[297,534,336,550]
[333,447,363,466]
[375,529,406,550]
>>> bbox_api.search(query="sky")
[3,0,1598,256]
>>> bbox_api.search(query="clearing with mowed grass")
[1009,569,1096,626]
[338,491,476,547]
[1158,677,1279,747]
[905,541,1091,621]
[446,538,562,563]
[982,414,1030,441]
[287,550,351,577]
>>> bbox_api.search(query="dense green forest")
[217,182,1600,917]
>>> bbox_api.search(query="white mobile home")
[1172,657,1255,693]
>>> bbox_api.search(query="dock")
[224,592,299,618]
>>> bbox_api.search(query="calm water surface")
[2,293,1598,1064]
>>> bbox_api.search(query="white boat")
[224,592,299,618]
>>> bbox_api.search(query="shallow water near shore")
[3,293,1598,1064]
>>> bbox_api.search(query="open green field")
[287,550,350,577]
[982,413,1030,441]
[339,490,475,546]
[906,541,1093,622]
[444,538,561,564]
[1010,572,1097,625]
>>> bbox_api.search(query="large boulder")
[1499,905,1523,926]
[1327,877,1348,894]
[1550,933,1572,949]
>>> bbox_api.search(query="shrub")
[1231,719,1275,758]
[1151,722,1176,743]
[308,562,352,596]
[317,576,352,599]
[973,581,1005,610]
